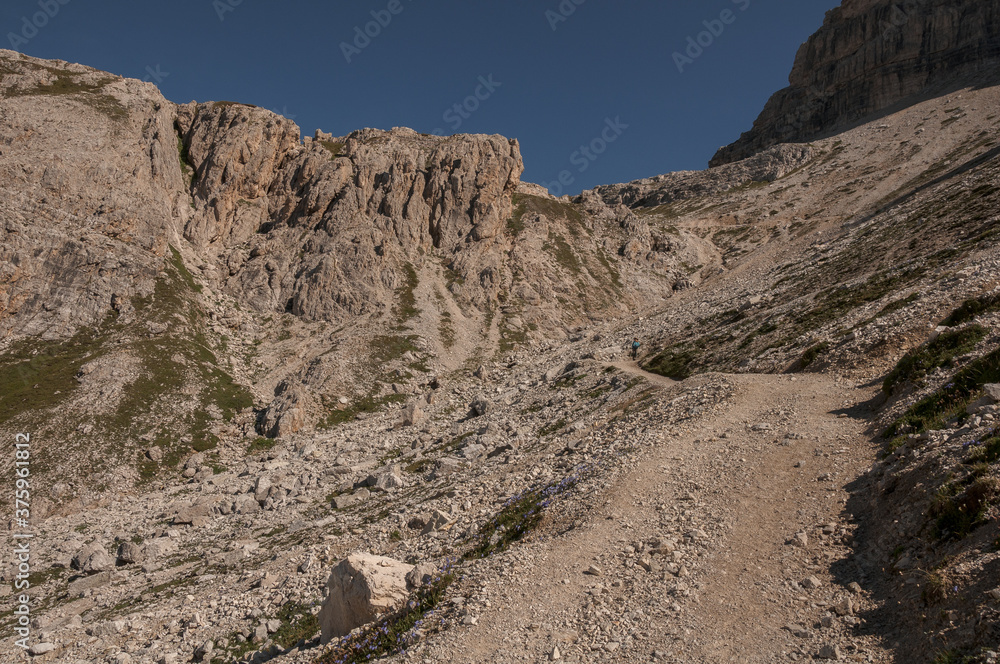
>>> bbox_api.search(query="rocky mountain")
[711,0,1000,166]
[2,3,1000,663]
[0,47,709,497]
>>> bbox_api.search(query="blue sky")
[2,0,836,194]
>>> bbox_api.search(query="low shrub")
[941,293,1000,327]
[883,325,988,393]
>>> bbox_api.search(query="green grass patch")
[271,602,320,649]
[319,140,344,159]
[883,325,988,393]
[149,574,197,596]
[393,263,420,323]
[320,392,407,429]
[26,566,65,587]
[968,433,1000,465]
[498,314,528,354]
[942,293,1000,327]
[509,193,585,237]
[550,372,586,390]
[466,477,578,560]
[799,342,830,369]
[795,268,925,336]
[587,384,613,400]
[403,458,434,474]
[885,346,1000,438]
[644,346,696,381]
[538,417,568,437]
[168,245,202,293]
[0,321,115,429]
[248,437,277,454]
[930,476,998,540]
[439,311,456,349]
[544,232,581,274]
[594,248,623,290]
[370,334,420,364]
[5,70,126,121]
[856,293,919,328]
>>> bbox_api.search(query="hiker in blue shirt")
[630,338,640,360]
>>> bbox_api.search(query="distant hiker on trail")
[630,338,641,360]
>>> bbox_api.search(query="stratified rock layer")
[711,0,1000,165]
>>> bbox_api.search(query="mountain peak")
[711,0,1000,166]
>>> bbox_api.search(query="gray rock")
[69,571,113,595]
[368,466,405,492]
[421,510,452,535]
[460,444,486,460]
[817,643,842,660]
[431,457,461,479]
[28,642,56,655]
[233,494,262,514]
[405,562,439,589]
[802,575,823,590]
[116,542,145,566]
[194,640,214,661]
[332,494,358,510]
[72,543,114,574]
[254,475,272,503]
[785,624,812,638]
[399,402,424,427]
[470,396,491,418]
[833,597,854,616]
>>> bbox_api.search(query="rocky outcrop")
[0,50,185,339]
[589,144,814,209]
[711,0,1000,165]
[318,553,414,642]
[176,109,524,321]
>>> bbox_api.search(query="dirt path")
[608,359,678,389]
[416,371,892,663]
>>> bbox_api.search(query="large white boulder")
[318,553,414,643]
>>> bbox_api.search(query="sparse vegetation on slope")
[882,325,989,394]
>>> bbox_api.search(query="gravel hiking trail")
[424,370,892,663]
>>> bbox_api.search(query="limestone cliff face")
[175,107,524,321]
[0,50,528,339]
[711,0,1000,166]
[0,50,186,339]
